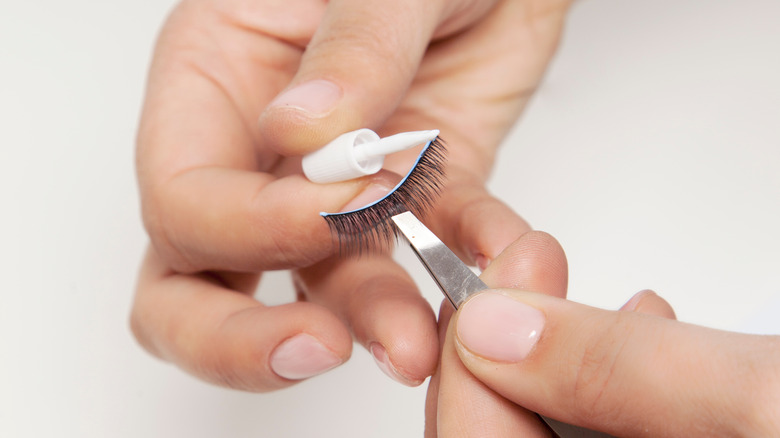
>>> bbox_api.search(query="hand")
[131,0,569,391]
[430,235,780,436]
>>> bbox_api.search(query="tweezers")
[391,211,615,438]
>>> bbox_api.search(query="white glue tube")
[302,129,440,184]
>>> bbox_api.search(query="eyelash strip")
[320,137,447,255]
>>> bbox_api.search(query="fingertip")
[364,295,439,385]
[370,342,425,387]
[270,332,346,381]
[337,170,402,212]
[258,79,361,156]
[620,289,677,320]
[258,0,442,157]
[172,298,353,391]
[362,285,439,383]
[454,291,545,364]
[430,169,532,265]
[271,303,357,384]
[455,195,531,265]
[437,294,550,437]
[481,231,568,298]
[266,79,343,117]
[295,255,439,386]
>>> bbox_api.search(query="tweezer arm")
[391,211,616,438]
[391,211,487,309]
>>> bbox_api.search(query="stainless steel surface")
[391,211,616,438]
[391,211,488,309]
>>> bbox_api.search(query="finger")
[130,246,352,391]
[424,300,452,438]
[294,254,438,386]
[454,289,780,436]
[480,230,568,298]
[432,232,570,436]
[141,165,401,272]
[430,167,533,270]
[258,0,500,155]
[137,11,414,272]
[620,289,677,320]
[437,306,551,437]
[138,8,408,273]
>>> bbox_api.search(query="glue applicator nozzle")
[303,129,440,184]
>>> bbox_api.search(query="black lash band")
[320,137,447,255]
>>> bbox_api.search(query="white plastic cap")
[303,128,440,184]
[302,129,382,184]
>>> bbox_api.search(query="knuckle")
[310,18,414,80]
[138,306,255,390]
[252,205,326,270]
[141,184,199,273]
[186,325,270,392]
[193,349,252,390]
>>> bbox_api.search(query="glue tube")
[302,129,439,184]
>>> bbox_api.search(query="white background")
[1,0,779,436]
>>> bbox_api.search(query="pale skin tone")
[428,233,780,437]
[133,0,569,390]
[133,0,780,435]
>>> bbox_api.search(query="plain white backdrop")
[1,0,778,436]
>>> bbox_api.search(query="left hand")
[133,0,569,391]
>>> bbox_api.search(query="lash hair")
[321,137,447,255]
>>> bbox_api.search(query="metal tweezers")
[392,211,614,438]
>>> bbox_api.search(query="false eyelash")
[321,137,447,255]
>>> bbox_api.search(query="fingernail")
[370,343,422,387]
[267,80,342,116]
[270,333,343,380]
[620,290,656,312]
[340,183,393,212]
[456,292,545,362]
[474,253,491,271]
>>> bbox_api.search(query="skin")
[426,231,573,437]
[429,232,780,437]
[132,1,780,433]
[132,0,570,391]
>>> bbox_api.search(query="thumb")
[258,0,446,155]
[453,290,780,437]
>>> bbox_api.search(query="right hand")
[429,232,780,436]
